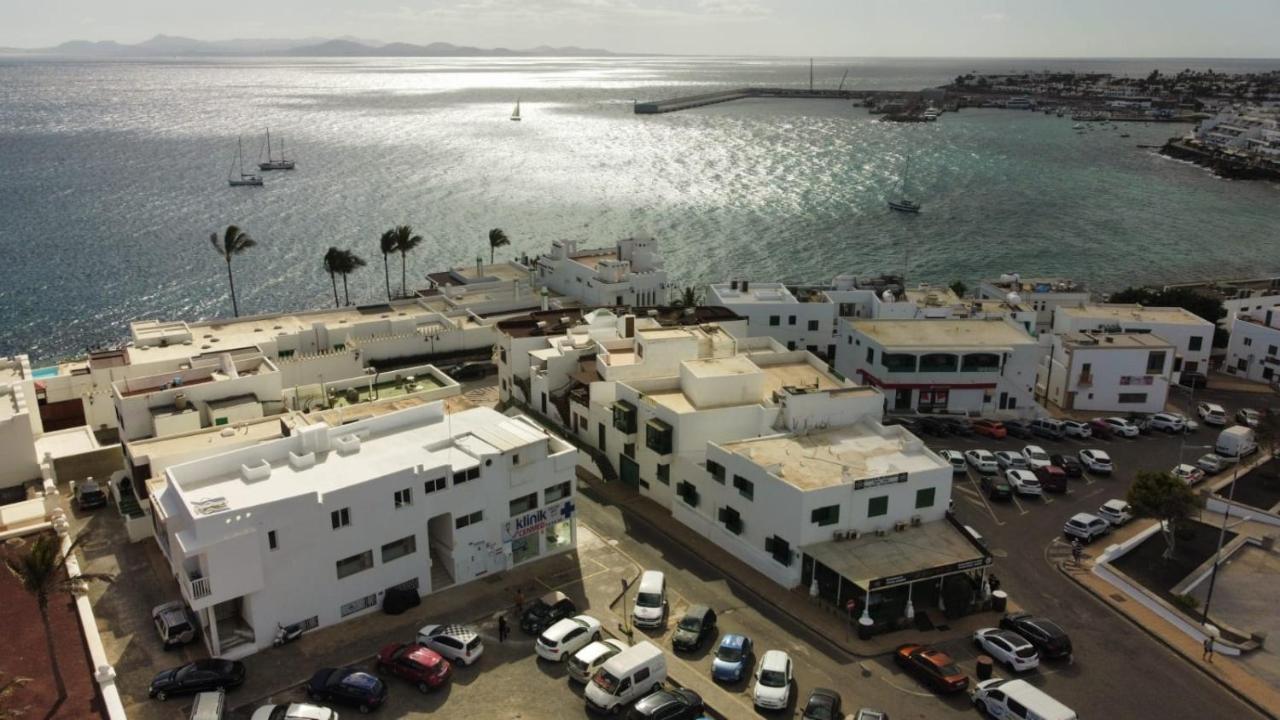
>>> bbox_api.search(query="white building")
[532,236,670,308]
[1194,107,1280,160]
[707,281,840,358]
[977,274,1090,332]
[148,403,577,658]
[1224,311,1280,384]
[1041,332,1174,414]
[0,357,40,488]
[1052,304,1215,380]
[835,318,1043,415]
[1161,275,1280,328]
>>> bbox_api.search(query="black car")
[307,666,388,713]
[1050,454,1083,478]
[979,473,1012,500]
[801,687,843,720]
[1002,420,1034,440]
[149,659,246,701]
[999,612,1073,660]
[627,688,703,720]
[450,361,497,380]
[74,479,108,510]
[672,604,717,652]
[1179,371,1208,389]
[916,417,951,437]
[940,417,974,436]
[520,590,577,634]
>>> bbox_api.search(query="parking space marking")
[965,471,1006,526]
[1010,493,1029,515]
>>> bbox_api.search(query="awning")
[803,520,989,592]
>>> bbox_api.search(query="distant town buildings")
[977,274,1089,333]
[1192,106,1280,162]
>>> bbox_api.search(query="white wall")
[1051,306,1214,379]
[1224,315,1280,384]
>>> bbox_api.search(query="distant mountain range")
[1,34,621,58]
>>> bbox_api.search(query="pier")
[633,87,913,114]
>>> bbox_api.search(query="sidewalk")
[1208,372,1278,395]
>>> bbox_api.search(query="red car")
[377,642,452,693]
[1034,465,1068,493]
[1087,418,1114,439]
[972,420,1007,439]
[894,643,969,694]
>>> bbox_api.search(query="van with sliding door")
[972,678,1077,719]
[584,642,667,715]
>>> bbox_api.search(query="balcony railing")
[188,575,211,600]
[1077,373,1093,386]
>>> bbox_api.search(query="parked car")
[917,417,951,437]
[1179,371,1208,389]
[801,688,843,720]
[632,570,668,629]
[853,711,889,720]
[1086,418,1114,439]
[973,678,1077,720]
[1030,418,1066,440]
[994,451,1029,470]
[152,601,198,649]
[1078,449,1113,474]
[416,623,484,666]
[1061,420,1092,439]
[972,419,1008,439]
[306,667,388,713]
[449,360,497,380]
[1022,445,1052,470]
[74,479,108,510]
[1197,453,1237,474]
[521,590,577,634]
[980,473,1013,500]
[1149,412,1187,433]
[585,642,667,715]
[1098,499,1133,526]
[939,450,967,474]
[1198,402,1228,426]
[1102,417,1140,438]
[627,688,703,720]
[711,634,753,683]
[570,639,629,684]
[1050,454,1083,478]
[1063,513,1111,543]
[751,650,794,711]
[672,605,717,652]
[1125,414,1154,434]
[965,449,999,474]
[250,703,337,720]
[940,417,974,436]
[1003,420,1034,439]
[1034,465,1068,493]
[376,643,452,693]
[973,628,1040,673]
[1006,469,1043,497]
[149,659,246,701]
[1237,408,1262,427]
[999,612,1073,660]
[536,615,603,662]
[1172,463,1206,485]
[893,644,969,694]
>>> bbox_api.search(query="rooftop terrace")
[851,319,1036,349]
[1058,303,1213,326]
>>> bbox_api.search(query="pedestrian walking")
[498,615,509,643]
[1071,539,1083,565]
[1203,637,1215,663]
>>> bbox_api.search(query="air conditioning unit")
[832,530,844,541]
[910,515,923,527]
[848,531,860,541]
[894,520,908,532]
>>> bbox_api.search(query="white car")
[535,615,602,662]
[1198,402,1227,427]
[1237,408,1262,427]
[1006,469,1043,497]
[940,450,967,474]
[1061,420,1092,439]
[973,628,1040,673]
[250,704,337,720]
[1078,449,1112,474]
[752,649,793,710]
[567,639,628,684]
[994,451,1029,470]
[1064,513,1111,542]
[1098,499,1133,526]
[1171,463,1206,486]
[965,449,999,474]
[1196,453,1236,474]
[1103,417,1140,438]
[1021,445,1052,470]
[1149,412,1187,433]
[416,623,484,666]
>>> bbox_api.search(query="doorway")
[427,513,455,590]
[619,456,640,488]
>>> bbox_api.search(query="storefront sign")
[503,499,575,543]
[868,555,992,590]
[1119,376,1154,386]
[853,472,908,491]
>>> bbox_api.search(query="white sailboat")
[228,136,264,187]
[258,128,295,171]
[888,153,920,213]
[510,99,521,122]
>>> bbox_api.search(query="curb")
[1056,560,1279,720]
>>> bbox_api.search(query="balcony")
[1077,373,1093,387]
[190,576,212,600]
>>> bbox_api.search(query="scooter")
[273,620,308,647]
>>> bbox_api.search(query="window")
[866,347,874,364]
[394,487,413,509]
[769,315,780,326]
[612,401,637,433]
[1146,351,1167,373]
[545,481,571,504]
[214,417,228,426]
[1118,393,1148,404]
[811,505,839,526]
[732,474,754,501]
[765,535,792,566]
[510,492,539,517]
[718,506,743,535]
[336,550,374,579]
[499,347,507,364]
[787,341,796,350]
[381,535,417,563]
[645,419,673,454]
[277,349,295,359]
[453,466,480,484]
[624,442,636,458]
[656,463,670,485]
[1270,345,1278,357]
[867,496,889,518]
[882,353,917,372]
[677,481,699,507]
[919,353,959,373]
[424,476,447,494]
[961,353,1001,372]
[1244,337,1253,347]
[788,315,796,326]
[639,477,650,489]
[706,460,726,483]
[332,343,346,352]
[455,510,484,529]
[807,320,819,331]
[267,530,278,551]
[340,593,378,617]
[331,508,351,530]
[1189,335,1204,351]
[915,487,936,509]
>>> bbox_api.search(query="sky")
[3,0,1279,57]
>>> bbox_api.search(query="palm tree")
[209,225,256,317]
[389,225,424,299]
[322,248,366,306]
[673,286,699,308]
[6,532,114,711]
[378,229,398,300]
[488,228,510,265]
[323,247,342,308]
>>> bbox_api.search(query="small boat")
[258,129,295,171]
[1120,133,1131,138]
[888,153,921,214]
[510,99,521,122]
[228,136,263,187]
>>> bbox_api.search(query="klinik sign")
[503,500,575,544]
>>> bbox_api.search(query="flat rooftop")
[1058,303,1212,327]
[902,286,963,307]
[709,283,799,305]
[567,250,620,270]
[33,426,103,461]
[721,421,945,491]
[426,262,530,286]
[127,416,288,469]
[983,276,1086,294]
[1062,332,1174,349]
[851,319,1035,349]
[647,358,844,413]
[804,520,986,589]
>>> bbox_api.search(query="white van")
[972,678,1077,720]
[189,690,225,720]
[631,571,667,629]
[1216,426,1258,458]
[584,641,666,714]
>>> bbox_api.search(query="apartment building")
[0,357,40,488]
[706,281,840,357]
[1224,311,1280,384]
[977,274,1090,332]
[1041,332,1174,414]
[1195,106,1280,160]
[532,236,670,307]
[1052,304,1214,380]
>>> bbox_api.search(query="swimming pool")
[31,366,59,379]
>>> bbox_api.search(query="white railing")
[189,575,212,600]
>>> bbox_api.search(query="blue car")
[711,633,753,682]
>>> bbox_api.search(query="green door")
[619,456,640,488]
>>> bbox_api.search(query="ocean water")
[1,56,1278,363]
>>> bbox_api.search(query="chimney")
[625,315,635,338]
